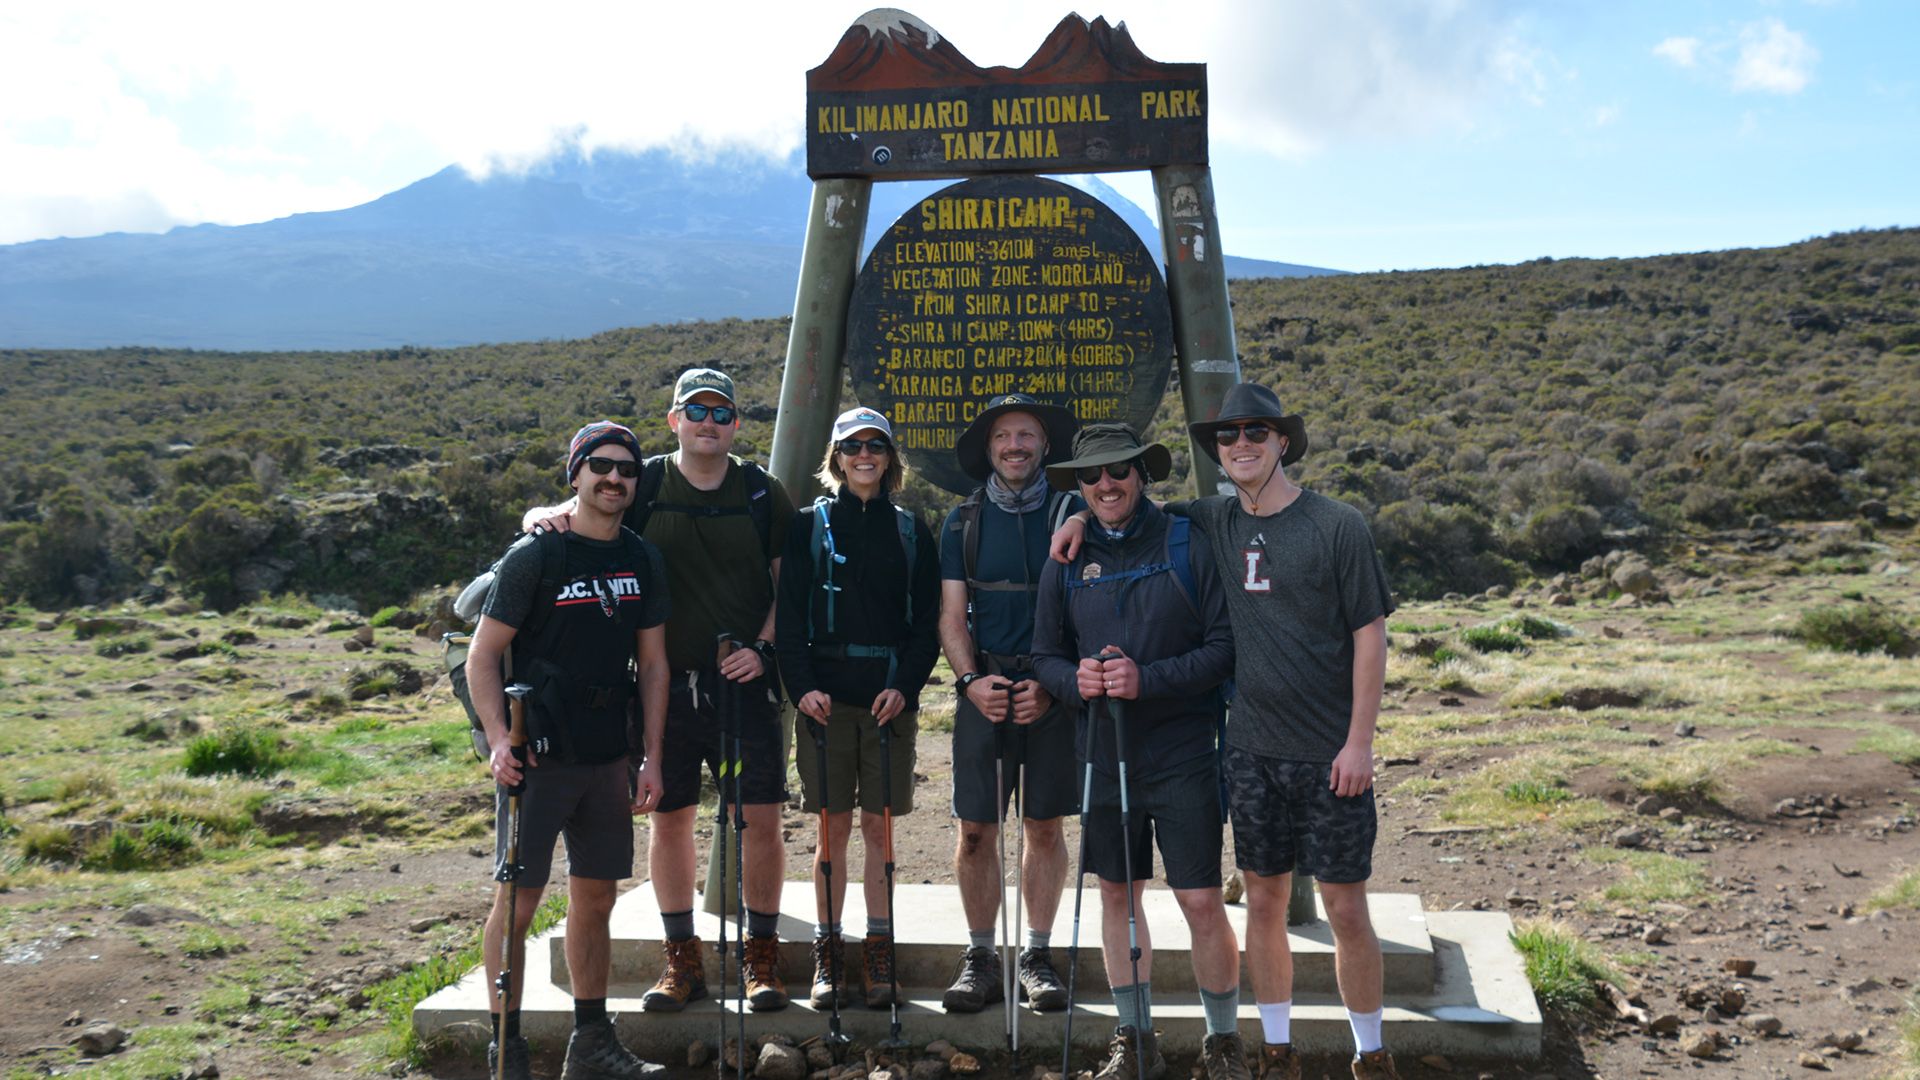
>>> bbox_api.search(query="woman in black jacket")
[776,406,940,1014]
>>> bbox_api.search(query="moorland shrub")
[1510,919,1617,1012]
[1794,604,1919,658]
[1462,626,1527,654]
[183,725,289,778]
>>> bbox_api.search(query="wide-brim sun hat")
[1044,422,1173,490]
[1188,382,1308,466]
[954,394,1078,483]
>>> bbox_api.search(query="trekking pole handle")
[503,683,532,795]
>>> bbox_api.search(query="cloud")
[1732,18,1818,94]
[0,0,1553,244]
[1653,36,1701,68]
[1591,105,1622,127]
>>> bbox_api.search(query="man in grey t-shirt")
[1187,383,1397,1080]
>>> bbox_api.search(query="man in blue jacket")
[1031,423,1246,1080]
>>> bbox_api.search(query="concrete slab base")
[415,884,1540,1061]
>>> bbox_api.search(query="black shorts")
[656,670,790,813]
[950,690,1079,823]
[1224,747,1376,884]
[1084,752,1223,890]
[494,758,634,885]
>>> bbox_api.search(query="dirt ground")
[3,612,1917,1080]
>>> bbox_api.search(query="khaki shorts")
[796,700,917,815]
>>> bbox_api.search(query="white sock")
[1257,1000,1292,1045]
[1347,1008,1384,1054]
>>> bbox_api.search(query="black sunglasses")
[837,437,892,457]
[678,403,736,424]
[1076,460,1138,485]
[584,456,640,478]
[1214,423,1273,446]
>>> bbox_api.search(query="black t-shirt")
[482,529,669,763]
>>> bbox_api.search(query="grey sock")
[661,909,695,942]
[1111,981,1152,1034]
[815,922,841,939]
[867,917,891,937]
[1201,986,1240,1037]
[747,908,779,939]
[970,928,995,951]
[1025,928,1051,951]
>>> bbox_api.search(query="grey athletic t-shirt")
[1183,490,1395,763]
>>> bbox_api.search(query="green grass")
[1857,726,1920,767]
[1503,779,1572,805]
[369,605,403,628]
[1499,613,1571,640]
[181,925,247,959]
[1461,626,1527,654]
[1510,918,1618,1012]
[1793,604,1919,658]
[1585,849,1710,909]
[1900,990,1920,1080]
[182,725,290,779]
[367,891,569,1065]
[93,634,152,657]
[1870,866,1920,912]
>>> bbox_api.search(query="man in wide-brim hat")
[1157,385,1410,1079]
[1030,421,1245,1080]
[936,394,1084,1014]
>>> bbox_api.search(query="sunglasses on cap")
[677,403,736,424]
[583,456,640,478]
[837,436,892,456]
[1076,460,1139,485]
[1214,423,1273,446]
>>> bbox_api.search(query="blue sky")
[1,1,1914,272]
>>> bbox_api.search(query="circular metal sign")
[844,174,1174,494]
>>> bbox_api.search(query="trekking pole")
[715,637,748,1080]
[1105,653,1149,1080]
[1061,734,1096,1079]
[808,717,851,1058]
[495,683,531,1080]
[994,717,1013,1055]
[878,721,905,1049]
[1010,683,1024,1057]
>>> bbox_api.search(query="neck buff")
[985,472,1049,515]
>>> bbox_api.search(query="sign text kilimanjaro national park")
[806,12,1206,179]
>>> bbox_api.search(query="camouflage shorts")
[1223,747,1375,884]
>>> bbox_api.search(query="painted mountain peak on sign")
[811,9,1197,92]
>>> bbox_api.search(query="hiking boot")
[487,1035,532,1080]
[809,933,853,1008]
[1349,1049,1401,1080]
[561,1016,665,1080]
[942,944,1004,1013]
[1094,1025,1167,1080]
[863,933,896,1008]
[741,935,789,1012]
[1016,945,1069,1011]
[1256,1043,1302,1080]
[1201,1032,1253,1080]
[639,937,706,1012]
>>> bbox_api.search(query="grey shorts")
[950,691,1078,823]
[1084,753,1224,890]
[493,758,634,886]
[1224,747,1376,884]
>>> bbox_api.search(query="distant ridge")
[0,149,1341,351]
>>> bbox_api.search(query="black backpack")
[626,454,775,560]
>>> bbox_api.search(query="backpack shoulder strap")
[894,504,919,627]
[520,528,570,640]
[1046,490,1077,534]
[1167,514,1198,611]
[623,455,670,538]
[809,496,839,641]
[957,488,986,587]
[740,459,775,561]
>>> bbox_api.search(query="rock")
[1417,1055,1453,1072]
[342,638,366,653]
[1680,1030,1718,1058]
[1601,624,1624,639]
[1610,594,1641,609]
[758,1042,808,1080]
[1611,827,1650,849]
[949,1053,982,1075]
[1844,977,1883,996]
[346,659,427,700]
[309,1001,341,1021]
[1438,695,1463,707]
[1857,499,1890,523]
[924,1041,956,1059]
[119,903,206,927]
[1672,720,1696,738]
[688,1041,712,1068]
[1612,558,1658,597]
[1633,796,1664,816]
[1818,1030,1864,1051]
[1658,807,1684,823]
[352,625,375,646]
[407,916,447,933]
[183,1053,220,1079]
[808,1045,837,1069]
[63,1010,85,1027]
[1724,958,1758,977]
[909,1063,950,1080]
[73,1022,130,1056]
[1222,872,1244,904]
[1547,591,1575,607]
[1647,1013,1683,1035]
[1719,988,1745,1015]
[125,681,156,693]
[1642,925,1667,945]
[1798,1052,1830,1070]
[1742,1014,1782,1036]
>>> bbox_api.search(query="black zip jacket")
[776,487,941,709]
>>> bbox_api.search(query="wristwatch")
[958,671,986,694]
[751,639,777,662]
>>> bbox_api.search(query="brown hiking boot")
[640,937,706,1012]
[1256,1043,1301,1080]
[808,933,853,1008]
[1094,1025,1167,1080]
[741,936,789,1012]
[1349,1049,1401,1080]
[1200,1033,1252,1080]
[862,933,896,1008]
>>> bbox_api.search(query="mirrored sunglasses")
[678,403,736,424]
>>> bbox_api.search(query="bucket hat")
[1044,423,1172,490]
[954,394,1077,483]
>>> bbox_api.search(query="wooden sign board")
[807,11,1206,180]
[844,174,1173,494]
